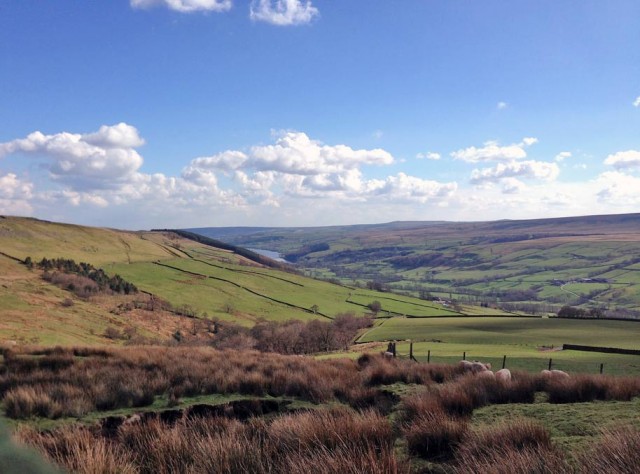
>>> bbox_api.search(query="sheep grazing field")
[359,315,640,376]
[4,345,640,473]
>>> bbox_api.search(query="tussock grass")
[576,425,640,473]
[8,346,640,473]
[1,348,455,420]
[453,419,569,473]
[19,408,405,474]
[404,413,468,460]
[545,374,640,404]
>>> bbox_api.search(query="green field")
[358,316,640,375]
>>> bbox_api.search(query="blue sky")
[1,0,640,229]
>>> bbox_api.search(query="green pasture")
[106,261,322,323]
[0,217,174,265]
[107,256,472,323]
[346,292,458,317]
[360,316,640,348]
[356,316,640,375]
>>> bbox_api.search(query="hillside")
[190,213,640,315]
[0,216,464,346]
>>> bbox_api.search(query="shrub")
[103,327,123,340]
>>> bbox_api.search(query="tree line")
[24,256,137,297]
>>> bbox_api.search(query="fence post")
[548,358,552,371]
[502,355,507,369]
[600,363,604,374]
[463,351,466,361]
[427,350,431,363]
[392,342,396,358]
[410,341,417,362]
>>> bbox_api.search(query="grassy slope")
[0,216,459,343]
[0,255,168,346]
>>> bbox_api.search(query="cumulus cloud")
[497,101,508,110]
[0,173,34,215]
[416,152,441,160]
[130,0,232,13]
[451,137,538,163]
[0,123,144,191]
[597,171,640,205]
[634,96,640,107]
[250,0,318,26]
[0,125,461,225]
[0,173,33,200]
[195,131,393,176]
[367,173,457,203]
[604,150,640,169]
[470,160,560,185]
[501,177,525,194]
[184,131,459,206]
[555,151,572,162]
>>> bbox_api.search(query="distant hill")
[189,213,640,316]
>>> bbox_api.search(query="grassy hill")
[190,213,640,315]
[0,216,464,345]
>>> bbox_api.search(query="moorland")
[2,213,640,472]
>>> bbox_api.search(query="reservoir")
[249,248,289,263]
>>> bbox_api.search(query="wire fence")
[387,342,640,376]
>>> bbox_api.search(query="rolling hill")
[189,213,640,316]
[0,216,467,346]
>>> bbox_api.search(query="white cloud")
[497,101,508,110]
[555,151,572,162]
[0,173,34,215]
[416,152,441,160]
[130,0,232,13]
[250,0,318,26]
[604,150,640,169]
[596,171,640,205]
[470,160,560,185]
[0,173,33,200]
[216,131,393,175]
[368,173,457,203]
[633,96,640,107]
[451,137,538,163]
[190,150,248,173]
[0,123,144,191]
[501,177,525,194]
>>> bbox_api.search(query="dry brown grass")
[1,348,458,420]
[18,408,405,474]
[575,424,640,473]
[545,374,640,404]
[404,412,468,460]
[453,419,569,473]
